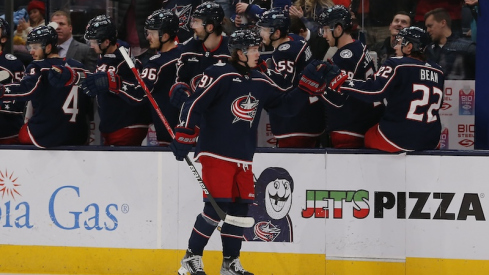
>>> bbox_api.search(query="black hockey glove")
[81,71,121,97]
[324,59,348,93]
[169,82,191,109]
[170,126,199,161]
[298,60,328,96]
[49,65,87,88]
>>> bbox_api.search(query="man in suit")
[51,10,97,72]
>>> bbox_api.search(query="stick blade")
[224,215,255,228]
[0,70,10,82]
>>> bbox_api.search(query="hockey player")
[256,8,326,148]
[171,29,344,275]
[0,24,90,148]
[81,15,151,146]
[334,26,444,152]
[81,9,182,146]
[317,5,384,148]
[0,18,26,144]
[169,1,231,109]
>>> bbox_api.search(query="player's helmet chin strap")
[267,28,280,47]
[332,24,345,47]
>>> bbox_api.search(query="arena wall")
[1,147,488,274]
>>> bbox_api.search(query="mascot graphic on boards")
[243,167,294,242]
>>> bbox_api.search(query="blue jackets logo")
[231,93,259,127]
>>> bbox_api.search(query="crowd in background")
[0,0,480,149]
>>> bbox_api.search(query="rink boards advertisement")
[1,149,489,274]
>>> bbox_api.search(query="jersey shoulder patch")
[278,44,291,51]
[5,54,17,61]
[149,54,161,60]
[339,49,353,59]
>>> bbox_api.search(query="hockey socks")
[188,202,225,255]
[221,203,249,258]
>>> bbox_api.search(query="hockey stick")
[118,47,255,228]
[0,71,10,82]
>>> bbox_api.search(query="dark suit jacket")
[66,38,98,72]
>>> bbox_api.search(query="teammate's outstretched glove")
[49,65,87,88]
[255,58,268,73]
[298,60,328,96]
[170,126,199,161]
[81,71,121,97]
[169,82,191,109]
[324,59,348,92]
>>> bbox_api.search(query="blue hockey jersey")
[176,36,231,88]
[266,38,325,138]
[320,40,384,135]
[340,56,444,151]
[95,47,151,134]
[117,46,183,144]
[2,58,90,148]
[0,52,25,139]
[179,62,310,163]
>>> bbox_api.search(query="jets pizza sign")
[302,190,485,221]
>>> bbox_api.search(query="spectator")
[369,11,412,67]
[414,0,463,37]
[424,8,476,80]
[51,10,98,72]
[464,0,478,42]
[232,0,289,29]
[0,24,91,148]
[289,0,335,34]
[336,26,444,152]
[0,18,26,145]
[14,0,46,44]
[289,15,329,60]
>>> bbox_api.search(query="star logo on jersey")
[231,93,259,127]
[253,221,281,242]
[5,87,11,93]
[3,104,10,110]
[172,4,192,32]
[348,80,355,87]
[0,170,21,200]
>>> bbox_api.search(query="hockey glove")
[169,82,191,109]
[298,60,328,96]
[255,58,268,73]
[81,71,121,97]
[49,65,87,88]
[169,126,199,161]
[325,59,348,92]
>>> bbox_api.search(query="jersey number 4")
[407,84,442,123]
[62,86,79,122]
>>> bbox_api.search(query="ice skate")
[177,249,206,275]
[220,256,254,275]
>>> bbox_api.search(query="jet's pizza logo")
[0,170,21,200]
[303,190,485,221]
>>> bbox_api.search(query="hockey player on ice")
[171,28,346,275]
